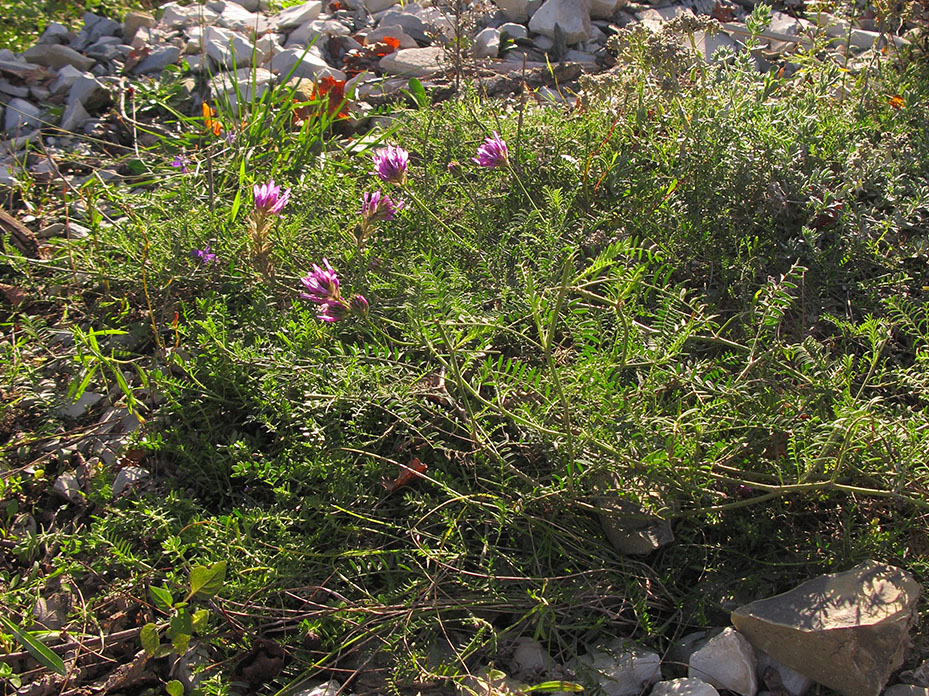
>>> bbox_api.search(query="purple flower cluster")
[171,154,190,174]
[254,179,291,216]
[472,131,508,168]
[191,245,218,265]
[371,145,409,185]
[360,190,405,224]
[300,258,368,323]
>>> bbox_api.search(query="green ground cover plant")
[2,10,929,694]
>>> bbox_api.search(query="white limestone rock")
[528,0,592,44]
[379,46,444,77]
[510,638,552,678]
[131,45,181,74]
[364,25,418,48]
[23,44,95,71]
[274,0,322,30]
[286,19,350,47]
[4,98,42,133]
[211,67,274,111]
[757,651,812,696]
[271,47,342,79]
[112,466,150,498]
[499,22,528,40]
[590,0,619,19]
[494,0,531,22]
[159,3,219,29]
[731,561,922,696]
[472,27,501,58]
[364,0,397,11]
[203,26,255,68]
[568,639,661,696]
[688,628,757,696]
[652,678,721,696]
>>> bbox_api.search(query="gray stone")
[0,161,19,189]
[885,687,929,696]
[510,638,552,678]
[4,98,42,133]
[84,36,125,60]
[211,67,274,111]
[565,49,597,61]
[228,0,261,11]
[591,0,619,18]
[637,5,691,31]
[652,678,721,696]
[38,22,73,45]
[901,659,929,688]
[596,482,674,556]
[68,74,109,109]
[112,466,150,498]
[364,25,418,48]
[123,11,156,42]
[757,651,812,696]
[59,390,104,417]
[293,681,341,696]
[364,0,397,11]
[286,18,350,47]
[60,100,91,132]
[215,2,268,33]
[689,30,737,62]
[270,47,342,79]
[768,10,802,35]
[731,561,922,696]
[53,471,83,503]
[688,628,757,696]
[567,639,661,696]
[34,593,72,630]
[528,0,592,44]
[159,2,219,29]
[0,81,30,98]
[275,0,322,30]
[131,45,181,74]
[50,65,87,94]
[23,44,95,71]
[494,0,531,22]
[203,26,255,68]
[473,27,501,58]
[499,22,528,40]
[378,10,430,43]
[379,46,444,77]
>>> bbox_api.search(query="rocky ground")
[1,0,922,193]
[2,0,929,694]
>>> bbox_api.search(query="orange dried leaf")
[888,94,905,110]
[382,458,428,492]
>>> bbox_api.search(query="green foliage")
[2,19,929,695]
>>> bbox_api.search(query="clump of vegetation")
[2,5,929,694]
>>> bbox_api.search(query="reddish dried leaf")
[382,458,428,492]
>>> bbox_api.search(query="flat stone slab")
[731,560,922,696]
[379,46,444,78]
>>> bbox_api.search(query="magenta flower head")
[349,294,369,317]
[371,145,409,185]
[171,154,190,173]
[300,257,341,305]
[360,190,405,224]
[254,179,291,215]
[191,245,218,265]
[472,131,508,168]
[317,300,351,323]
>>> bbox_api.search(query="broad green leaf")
[171,633,190,656]
[0,615,66,676]
[191,609,210,634]
[150,585,174,613]
[229,188,243,224]
[140,622,160,657]
[166,680,184,696]
[187,561,226,601]
[407,77,428,109]
[169,608,193,638]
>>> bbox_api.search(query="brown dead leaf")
[0,283,27,307]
